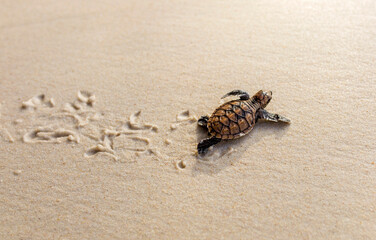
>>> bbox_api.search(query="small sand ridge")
[170,110,197,130]
[21,94,55,110]
[23,126,79,143]
[0,102,15,143]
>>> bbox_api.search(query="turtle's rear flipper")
[197,115,209,130]
[197,137,221,155]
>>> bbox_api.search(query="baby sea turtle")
[197,90,290,154]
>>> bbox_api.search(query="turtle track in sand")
[2,92,231,170]
[2,91,164,162]
[84,111,160,161]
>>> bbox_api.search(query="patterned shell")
[207,100,257,140]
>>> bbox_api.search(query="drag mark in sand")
[11,91,162,161]
[0,102,15,143]
[6,93,210,168]
[23,126,79,143]
[19,91,93,145]
[127,110,158,132]
[58,90,100,128]
[84,129,120,160]
[84,110,160,160]
[197,146,237,162]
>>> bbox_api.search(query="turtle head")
[254,90,272,108]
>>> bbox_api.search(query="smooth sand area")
[1,0,375,239]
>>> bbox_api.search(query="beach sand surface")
[1,0,375,239]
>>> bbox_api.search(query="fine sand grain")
[1,0,376,239]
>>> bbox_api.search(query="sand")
[1,0,375,239]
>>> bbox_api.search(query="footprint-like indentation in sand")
[122,136,150,151]
[170,110,197,130]
[126,110,158,132]
[17,91,96,145]
[77,90,96,106]
[21,94,55,110]
[176,110,196,122]
[175,160,187,170]
[23,126,79,143]
[84,144,116,159]
[84,129,120,160]
[60,107,101,128]
[84,111,161,160]
[56,91,100,128]
[19,92,95,144]
[11,92,167,162]
[64,90,96,111]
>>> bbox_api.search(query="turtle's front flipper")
[221,90,250,100]
[257,109,290,123]
[197,137,221,155]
